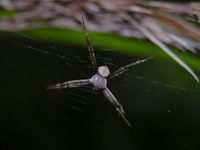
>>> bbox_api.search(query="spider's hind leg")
[102,87,132,127]
[47,79,90,89]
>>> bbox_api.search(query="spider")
[47,16,156,127]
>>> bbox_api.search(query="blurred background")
[0,0,200,150]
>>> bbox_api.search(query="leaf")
[5,28,200,80]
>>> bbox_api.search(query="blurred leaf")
[0,9,16,17]
[21,28,200,69]
[5,28,200,76]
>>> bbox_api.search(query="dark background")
[1,33,200,150]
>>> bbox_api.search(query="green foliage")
[0,9,16,17]
[19,28,200,74]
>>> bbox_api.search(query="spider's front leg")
[109,54,159,79]
[47,79,90,89]
[102,87,132,127]
[82,16,97,72]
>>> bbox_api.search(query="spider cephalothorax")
[98,66,110,77]
[47,16,154,127]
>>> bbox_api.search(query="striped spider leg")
[47,16,157,127]
[82,16,97,72]
[47,79,90,89]
[108,54,158,79]
[102,87,132,127]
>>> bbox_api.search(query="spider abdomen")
[90,74,107,90]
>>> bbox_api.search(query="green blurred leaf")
[9,28,200,75]
[0,9,16,17]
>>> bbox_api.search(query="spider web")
[1,31,200,150]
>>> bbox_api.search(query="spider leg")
[47,79,90,89]
[102,87,132,127]
[109,54,159,79]
[82,16,97,72]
